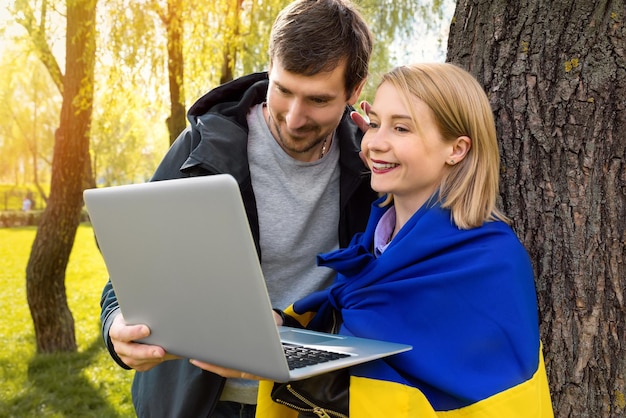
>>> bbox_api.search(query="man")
[100,0,376,416]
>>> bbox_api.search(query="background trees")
[2,0,450,354]
[0,32,58,201]
[2,0,450,188]
[447,0,626,417]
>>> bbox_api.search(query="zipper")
[330,309,339,334]
[273,384,348,418]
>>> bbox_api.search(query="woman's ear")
[448,136,471,165]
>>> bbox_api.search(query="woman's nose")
[364,128,389,152]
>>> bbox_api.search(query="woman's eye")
[368,121,380,129]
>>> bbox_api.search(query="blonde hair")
[378,63,509,229]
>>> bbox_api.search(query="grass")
[0,225,134,418]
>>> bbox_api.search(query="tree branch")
[14,0,64,95]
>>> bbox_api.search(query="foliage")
[359,0,451,98]
[0,184,45,211]
[0,225,134,417]
[1,210,42,227]
[0,0,453,187]
[0,43,58,187]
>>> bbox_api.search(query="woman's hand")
[189,360,265,380]
[350,100,371,133]
[188,308,283,379]
[351,101,371,166]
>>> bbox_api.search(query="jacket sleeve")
[100,279,132,369]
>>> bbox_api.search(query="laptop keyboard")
[282,343,351,370]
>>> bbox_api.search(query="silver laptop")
[84,175,411,382]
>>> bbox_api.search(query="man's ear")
[347,78,367,106]
[449,136,471,164]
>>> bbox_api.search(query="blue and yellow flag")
[258,197,553,417]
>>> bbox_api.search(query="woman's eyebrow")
[369,109,412,121]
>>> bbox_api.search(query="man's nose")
[285,100,307,130]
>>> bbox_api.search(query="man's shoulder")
[188,72,268,118]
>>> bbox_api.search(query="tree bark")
[447,0,626,416]
[26,0,97,353]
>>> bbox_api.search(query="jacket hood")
[187,72,269,128]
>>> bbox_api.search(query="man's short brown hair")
[269,0,373,98]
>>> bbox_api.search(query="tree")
[92,0,170,184]
[17,0,98,353]
[447,0,626,416]
[0,45,57,193]
[360,0,449,98]
[104,0,445,148]
[218,0,243,84]
[154,0,186,145]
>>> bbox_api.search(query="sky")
[392,1,456,64]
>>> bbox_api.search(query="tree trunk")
[446,0,626,416]
[26,0,97,353]
[164,0,186,146]
[219,0,244,84]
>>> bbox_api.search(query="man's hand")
[109,313,180,372]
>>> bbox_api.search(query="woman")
[197,63,554,417]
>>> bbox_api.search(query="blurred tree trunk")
[219,0,245,84]
[156,0,186,146]
[447,0,626,416]
[24,0,98,353]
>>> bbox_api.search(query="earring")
[449,159,456,165]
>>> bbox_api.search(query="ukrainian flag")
[257,198,554,417]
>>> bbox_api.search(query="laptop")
[83,175,412,382]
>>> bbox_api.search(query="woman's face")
[362,81,452,210]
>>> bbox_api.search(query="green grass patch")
[0,225,134,417]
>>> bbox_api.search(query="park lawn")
[0,224,134,417]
